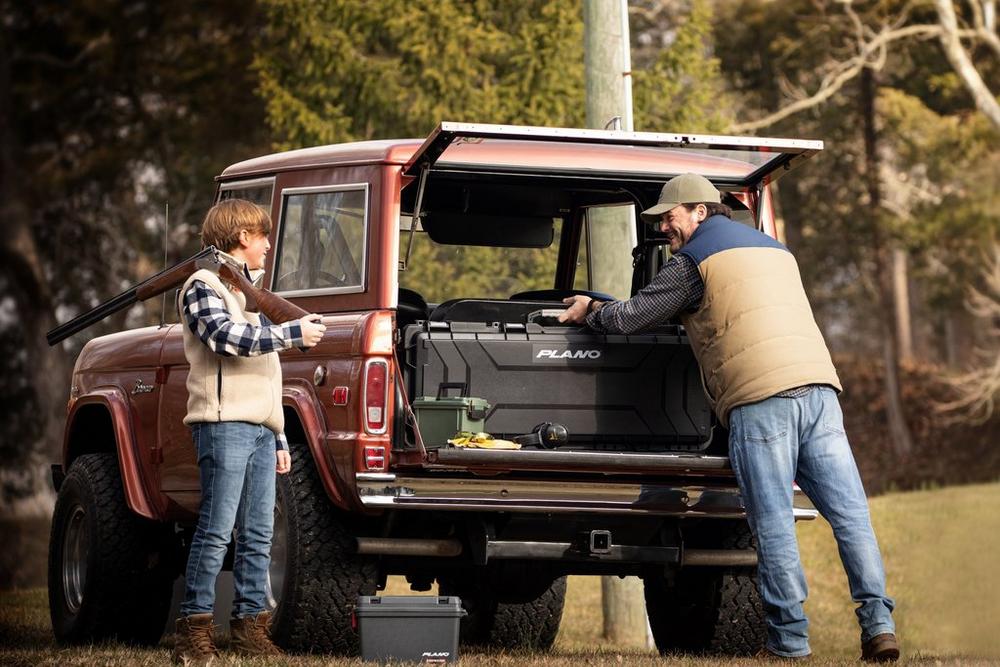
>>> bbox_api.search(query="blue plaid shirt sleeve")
[585,254,704,334]
[181,280,304,357]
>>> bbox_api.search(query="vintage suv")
[48,123,822,655]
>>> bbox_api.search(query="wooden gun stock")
[218,264,309,325]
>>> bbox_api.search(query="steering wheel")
[276,269,349,290]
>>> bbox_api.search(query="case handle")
[526,308,569,325]
[436,382,468,399]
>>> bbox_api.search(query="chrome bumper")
[357,473,818,520]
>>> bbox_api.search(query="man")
[559,173,899,661]
[172,199,326,665]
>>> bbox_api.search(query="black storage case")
[403,319,712,451]
[355,595,466,664]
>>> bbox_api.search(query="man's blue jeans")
[728,386,895,657]
[179,422,276,619]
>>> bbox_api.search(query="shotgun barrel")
[46,246,308,346]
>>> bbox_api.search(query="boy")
[172,199,325,665]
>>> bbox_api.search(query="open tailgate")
[403,121,823,188]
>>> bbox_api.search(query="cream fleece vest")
[677,216,841,428]
[178,268,285,433]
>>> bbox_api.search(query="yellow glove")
[448,431,521,449]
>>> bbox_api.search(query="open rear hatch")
[404,121,823,190]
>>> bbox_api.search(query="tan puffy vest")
[177,268,284,433]
[678,216,841,427]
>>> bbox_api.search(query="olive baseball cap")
[640,173,721,224]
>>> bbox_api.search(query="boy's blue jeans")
[179,422,276,619]
[728,386,895,658]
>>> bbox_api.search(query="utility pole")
[584,0,650,649]
[584,0,636,302]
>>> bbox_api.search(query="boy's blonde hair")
[201,199,272,252]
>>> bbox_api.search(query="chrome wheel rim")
[62,504,87,614]
[266,494,287,610]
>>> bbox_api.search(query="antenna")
[159,202,169,327]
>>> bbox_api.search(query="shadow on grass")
[0,621,54,650]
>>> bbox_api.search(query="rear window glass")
[273,186,367,294]
[218,178,274,209]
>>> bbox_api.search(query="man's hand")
[276,450,292,474]
[559,295,593,324]
[299,314,326,347]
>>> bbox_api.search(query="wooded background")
[2,0,998,508]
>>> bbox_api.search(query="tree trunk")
[892,248,913,363]
[861,67,914,457]
[0,31,72,507]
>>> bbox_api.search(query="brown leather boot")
[861,633,900,662]
[230,610,283,656]
[171,613,218,666]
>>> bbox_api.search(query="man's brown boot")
[861,633,900,662]
[230,610,283,656]
[171,613,218,666]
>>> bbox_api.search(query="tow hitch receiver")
[589,530,611,554]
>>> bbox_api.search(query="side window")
[218,178,274,209]
[725,191,755,228]
[273,186,368,294]
[579,205,635,300]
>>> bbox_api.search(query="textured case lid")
[355,595,467,617]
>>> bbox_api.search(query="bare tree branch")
[731,1,999,134]
[731,23,942,133]
[968,0,1000,58]
[935,0,1000,130]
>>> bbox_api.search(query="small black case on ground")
[355,595,466,664]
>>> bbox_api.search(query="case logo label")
[535,348,602,360]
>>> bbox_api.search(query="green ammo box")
[412,382,490,447]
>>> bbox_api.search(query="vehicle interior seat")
[397,288,428,329]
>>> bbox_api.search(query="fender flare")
[63,389,157,519]
[283,384,351,510]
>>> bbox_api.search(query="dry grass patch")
[2,482,999,665]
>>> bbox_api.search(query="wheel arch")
[63,390,156,519]
[283,385,350,510]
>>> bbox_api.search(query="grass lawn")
[1,482,998,665]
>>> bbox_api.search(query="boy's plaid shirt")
[181,279,306,451]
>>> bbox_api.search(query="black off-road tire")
[445,575,566,651]
[643,521,766,656]
[48,453,174,646]
[269,443,377,654]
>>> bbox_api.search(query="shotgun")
[46,246,309,346]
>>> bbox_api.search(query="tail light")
[364,446,386,470]
[363,359,388,434]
